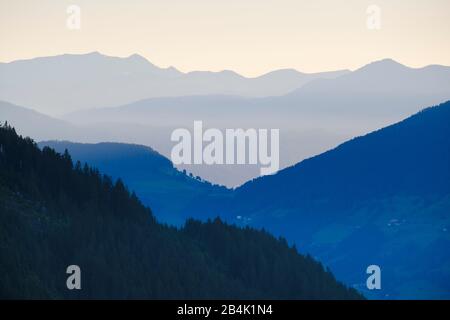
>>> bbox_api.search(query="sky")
[1,0,449,76]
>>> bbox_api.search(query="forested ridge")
[0,123,362,299]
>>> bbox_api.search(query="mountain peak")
[259,68,305,78]
[127,53,147,61]
[356,58,408,73]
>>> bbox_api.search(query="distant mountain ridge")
[2,56,450,187]
[0,52,349,115]
[63,58,450,186]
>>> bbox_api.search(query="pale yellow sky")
[1,0,449,76]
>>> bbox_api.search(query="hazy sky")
[1,0,449,76]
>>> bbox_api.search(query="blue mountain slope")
[37,141,230,225]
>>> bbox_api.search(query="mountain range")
[39,101,450,299]
[224,100,450,299]
[1,51,450,298]
[0,123,361,299]
[0,52,348,116]
[2,53,449,186]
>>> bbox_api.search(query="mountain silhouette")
[0,100,77,140]
[0,52,348,115]
[64,58,450,186]
[219,100,450,299]
[2,56,450,186]
[0,123,362,299]
[285,58,450,116]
